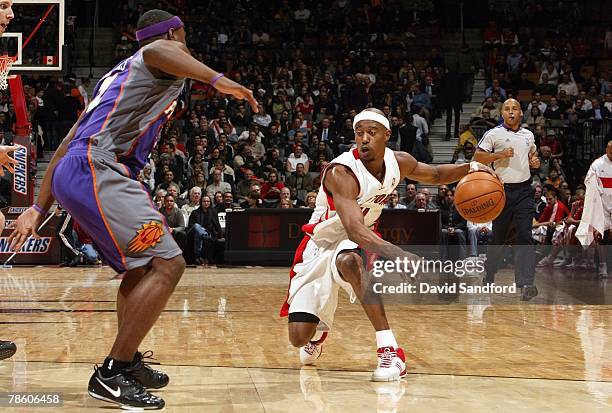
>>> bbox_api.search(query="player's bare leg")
[336,251,407,381]
[89,256,184,409]
[336,251,390,330]
[110,256,185,360]
[116,266,169,389]
[288,321,319,348]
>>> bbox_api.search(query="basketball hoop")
[0,55,15,90]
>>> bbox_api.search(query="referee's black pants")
[484,180,535,287]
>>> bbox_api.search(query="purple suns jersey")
[68,49,185,176]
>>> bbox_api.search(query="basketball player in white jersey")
[281,108,495,381]
[0,0,19,362]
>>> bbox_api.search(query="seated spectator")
[285,163,314,194]
[253,104,272,127]
[261,169,285,201]
[420,188,437,209]
[467,220,493,257]
[472,97,501,121]
[470,107,498,130]
[280,187,306,208]
[140,164,155,193]
[209,159,235,185]
[304,191,317,209]
[532,190,570,245]
[286,146,310,173]
[526,106,545,127]
[166,184,185,208]
[213,191,224,209]
[485,79,507,100]
[451,141,476,164]
[216,192,236,213]
[181,186,202,224]
[533,184,547,220]
[543,97,563,120]
[159,194,187,252]
[245,130,267,161]
[189,171,208,193]
[434,185,449,208]
[385,190,407,209]
[440,190,467,261]
[540,131,563,159]
[407,192,429,211]
[557,74,578,97]
[155,170,180,193]
[235,169,259,201]
[402,183,417,207]
[187,195,223,266]
[544,167,565,189]
[153,189,166,209]
[537,189,584,267]
[262,148,285,175]
[534,73,557,95]
[588,98,612,120]
[515,72,535,91]
[279,198,293,208]
[527,93,547,114]
[240,189,263,209]
[206,168,232,197]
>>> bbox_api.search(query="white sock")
[311,330,325,342]
[376,330,398,349]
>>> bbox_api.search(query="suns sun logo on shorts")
[127,221,164,254]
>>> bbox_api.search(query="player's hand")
[8,206,45,252]
[529,152,541,169]
[226,83,259,113]
[469,161,502,183]
[0,145,19,177]
[500,147,514,158]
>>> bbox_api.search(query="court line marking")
[5,360,612,384]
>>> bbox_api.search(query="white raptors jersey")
[306,148,401,244]
[589,154,612,214]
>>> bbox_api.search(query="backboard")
[0,0,65,74]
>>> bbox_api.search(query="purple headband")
[136,16,184,42]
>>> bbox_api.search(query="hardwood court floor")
[0,266,611,412]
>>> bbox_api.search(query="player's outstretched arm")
[142,40,258,113]
[395,151,497,184]
[8,113,84,251]
[326,165,415,261]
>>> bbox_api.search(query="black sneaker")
[88,366,165,410]
[521,285,538,301]
[0,340,16,360]
[126,351,170,389]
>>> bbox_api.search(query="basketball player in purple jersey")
[10,9,257,409]
[0,0,20,362]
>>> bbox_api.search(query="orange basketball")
[454,171,505,223]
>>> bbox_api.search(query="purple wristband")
[33,204,47,215]
[210,73,224,87]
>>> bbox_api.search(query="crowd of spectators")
[0,0,610,268]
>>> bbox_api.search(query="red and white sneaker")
[299,332,328,365]
[371,347,407,382]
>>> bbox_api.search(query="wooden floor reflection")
[0,266,611,412]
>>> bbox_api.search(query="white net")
[0,55,14,90]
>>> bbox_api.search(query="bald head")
[501,98,522,130]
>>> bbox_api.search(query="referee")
[473,98,541,301]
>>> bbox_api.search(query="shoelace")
[378,348,397,368]
[304,342,318,356]
[137,350,162,373]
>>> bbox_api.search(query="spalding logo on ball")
[454,171,505,224]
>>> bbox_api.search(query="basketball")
[454,171,505,223]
